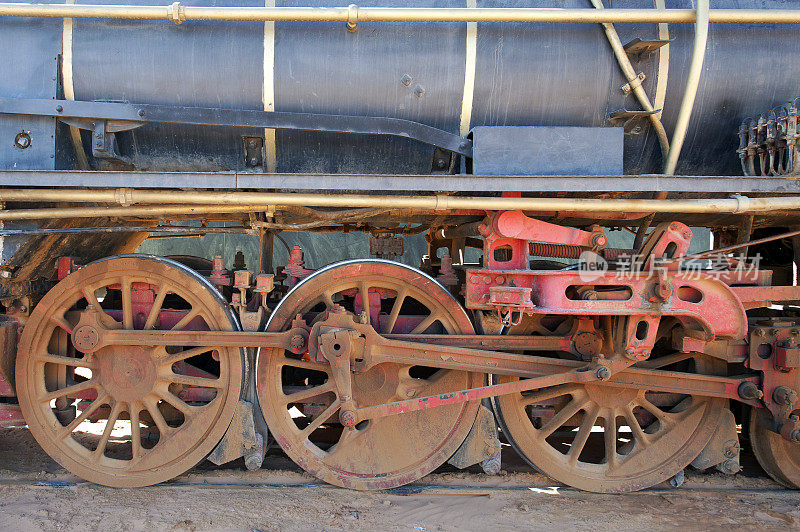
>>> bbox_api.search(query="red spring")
[529,243,630,260]
[529,243,583,259]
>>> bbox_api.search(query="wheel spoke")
[359,282,370,325]
[49,315,74,334]
[567,405,599,465]
[282,381,335,405]
[410,313,442,334]
[636,396,675,429]
[144,284,170,330]
[171,307,201,331]
[382,288,407,334]
[37,353,95,369]
[158,390,195,415]
[520,384,582,407]
[603,410,618,469]
[298,399,341,440]
[42,380,99,403]
[58,393,110,439]
[80,286,115,323]
[537,397,585,439]
[121,278,133,330]
[93,401,123,461]
[624,405,650,449]
[130,403,142,460]
[168,374,224,389]
[158,346,216,367]
[144,398,172,437]
[322,291,335,309]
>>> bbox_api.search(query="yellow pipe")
[588,0,669,159]
[663,0,709,175]
[0,5,798,24]
[0,204,266,220]
[0,188,798,214]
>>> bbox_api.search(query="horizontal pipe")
[0,188,799,214]
[0,5,799,24]
[0,204,264,220]
[0,225,251,235]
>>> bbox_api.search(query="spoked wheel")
[749,407,800,488]
[492,353,726,492]
[257,260,481,490]
[16,255,243,487]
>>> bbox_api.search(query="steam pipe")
[0,189,798,216]
[0,5,798,24]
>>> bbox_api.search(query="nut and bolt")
[595,367,611,381]
[339,410,357,428]
[289,333,306,351]
[773,385,798,405]
[738,381,763,400]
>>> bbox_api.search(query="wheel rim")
[16,255,243,488]
[492,354,725,493]
[749,407,800,488]
[257,260,481,490]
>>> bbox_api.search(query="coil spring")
[529,243,630,261]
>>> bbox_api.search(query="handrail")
[0,4,798,24]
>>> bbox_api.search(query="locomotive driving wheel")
[749,407,800,488]
[15,255,243,488]
[257,260,481,490]
[492,354,726,492]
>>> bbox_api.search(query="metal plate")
[471,126,623,175]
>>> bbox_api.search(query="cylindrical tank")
[58,0,800,175]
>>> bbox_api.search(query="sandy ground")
[0,426,798,531]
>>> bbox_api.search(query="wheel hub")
[97,346,157,402]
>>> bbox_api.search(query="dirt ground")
[0,426,798,531]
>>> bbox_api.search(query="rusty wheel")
[257,260,481,490]
[492,354,725,492]
[16,255,243,487]
[749,407,800,488]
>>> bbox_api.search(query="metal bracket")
[623,38,674,61]
[0,96,473,158]
[91,119,132,165]
[621,72,646,95]
[609,108,660,135]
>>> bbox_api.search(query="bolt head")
[339,410,357,428]
[595,367,611,381]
